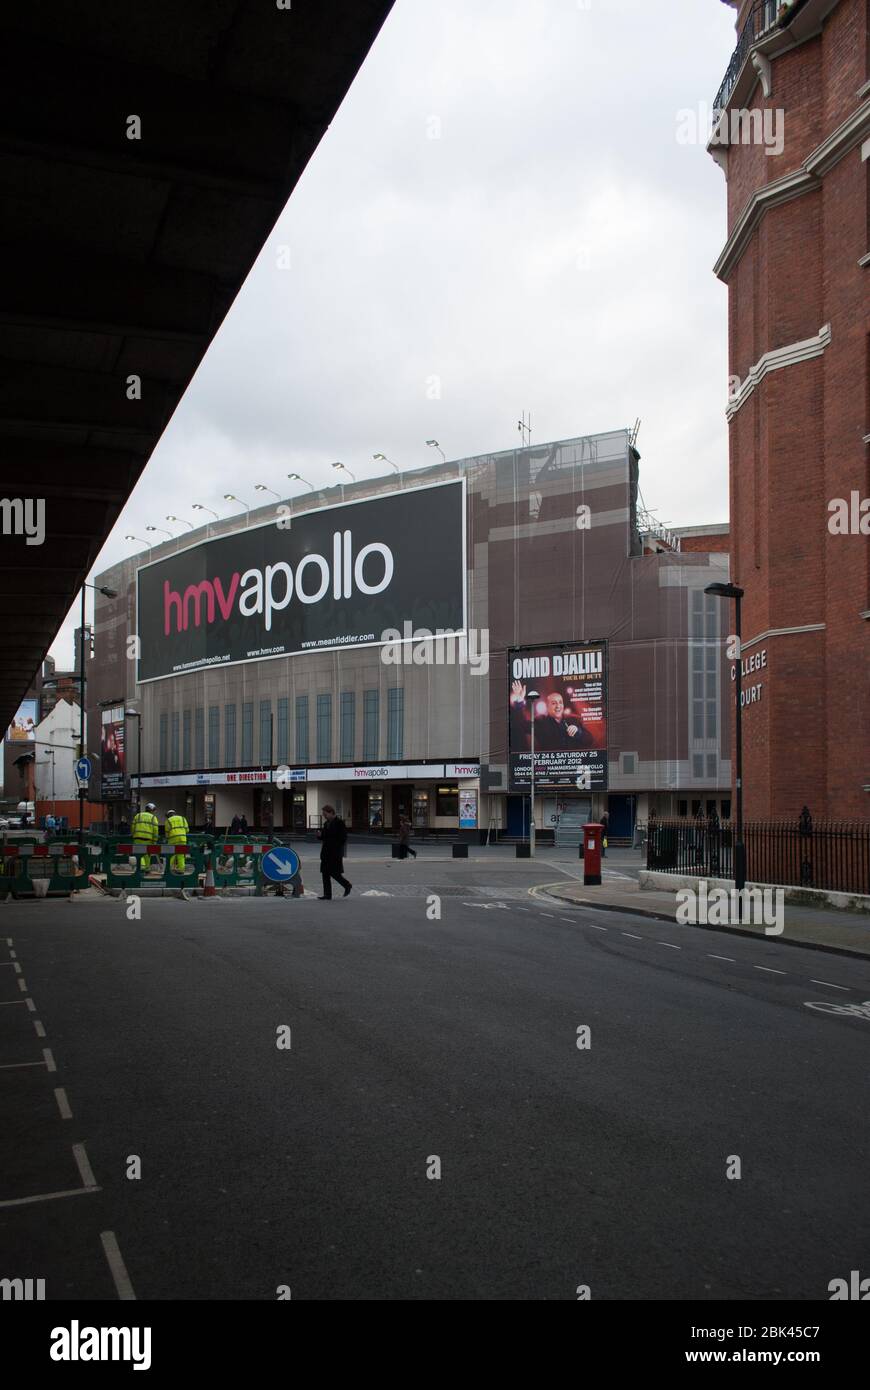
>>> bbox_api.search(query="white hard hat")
[146,803,156,811]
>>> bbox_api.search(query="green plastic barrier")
[3,841,88,896]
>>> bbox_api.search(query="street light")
[373,453,403,487]
[705,581,746,895]
[224,494,251,524]
[166,514,194,531]
[287,473,315,492]
[426,439,446,463]
[78,580,119,840]
[145,525,173,541]
[124,534,152,557]
[191,503,218,537]
[125,708,142,814]
[527,688,540,857]
[254,484,282,502]
[332,461,355,482]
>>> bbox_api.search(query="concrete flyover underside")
[0,0,395,730]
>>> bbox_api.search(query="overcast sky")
[53,0,737,667]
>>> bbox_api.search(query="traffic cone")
[203,853,217,897]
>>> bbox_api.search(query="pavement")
[1,844,869,1301]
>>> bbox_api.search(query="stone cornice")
[726,324,831,420]
[714,99,870,281]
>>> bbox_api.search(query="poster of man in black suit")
[508,642,608,790]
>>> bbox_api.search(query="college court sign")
[136,480,466,683]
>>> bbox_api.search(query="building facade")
[90,430,731,840]
[711,0,870,818]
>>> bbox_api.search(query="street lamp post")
[426,439,446,463]
[254,484,282,502]
[145,525,174,542]
[125,709,142,815]
[166,514,194,532]
[705,582,746,896]
[191,504,219,537]
[224,494,251,525]
[332,461,355,482]
[287,473,315,493]
[78,580,118,839]
[527,688,540,857]
[373,453,403,486]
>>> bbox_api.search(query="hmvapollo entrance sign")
[136,480,466,683]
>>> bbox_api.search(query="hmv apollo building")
[89,430,732,842]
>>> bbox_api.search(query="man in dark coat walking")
[318,805,352,899]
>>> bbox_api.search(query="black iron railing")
[713,0,786,122]
[647,813,870,897]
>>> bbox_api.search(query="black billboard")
[136,480,466,683]
[508,641,608,790]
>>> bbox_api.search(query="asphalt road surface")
[1,847,868,1301]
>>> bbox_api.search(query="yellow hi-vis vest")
[131,811,159,844]
[166,815,189,846]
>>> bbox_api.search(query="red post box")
[582,822,603,885]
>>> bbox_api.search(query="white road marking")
[0,998,26,1006]
[540,913,555,918]
[656,941,681,950]
[709,954,736,962]
[560,917,575,922]
[25,996,35,1011]
[12,963,21,974]
[587,924,608,931]
[810,980,850,991]
[0,1186,101,1210]
[0,1059,48,1070]
[8,949,16,959]
[54,1087,72,1119]
[33,1019,46,1038]
[754,966,787,975]
[18,978,27,992]
[42,1047,57,1073]
[5,938,12,945]
[515,907,530,911]
[73,1143,98,1190]
[622,933,643,941]
[101,1231,137,1301]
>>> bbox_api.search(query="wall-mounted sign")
[135,480,466,682]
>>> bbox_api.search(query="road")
[1,846,868,1301]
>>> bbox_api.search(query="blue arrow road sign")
[76,756,92,782]
[261,846,301,883]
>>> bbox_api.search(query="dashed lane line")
[709,954,736,962]
[810,979,851,991]
[657,942,681,950]
[73,1143,98,1190]
[43,1047,57,1073]
[754,966,787,975]
[18,978,27,992]
[33,1020,46,1037]
[54,1088,72,1120]
[622,933,643,941]
[100,1231,137,1301]
[25,997,35,1012]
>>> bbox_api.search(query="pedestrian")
[165,807,190,875]
[45,812,56,833]
[239,814,249,835]
[131,802,159,863]
[317,805,351,900]
[600,809,609,857]
[397,814,417,859]
[230,814,242,835]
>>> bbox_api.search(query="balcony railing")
[712,0,784,122]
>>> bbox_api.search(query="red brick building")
[711,0,869,819]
